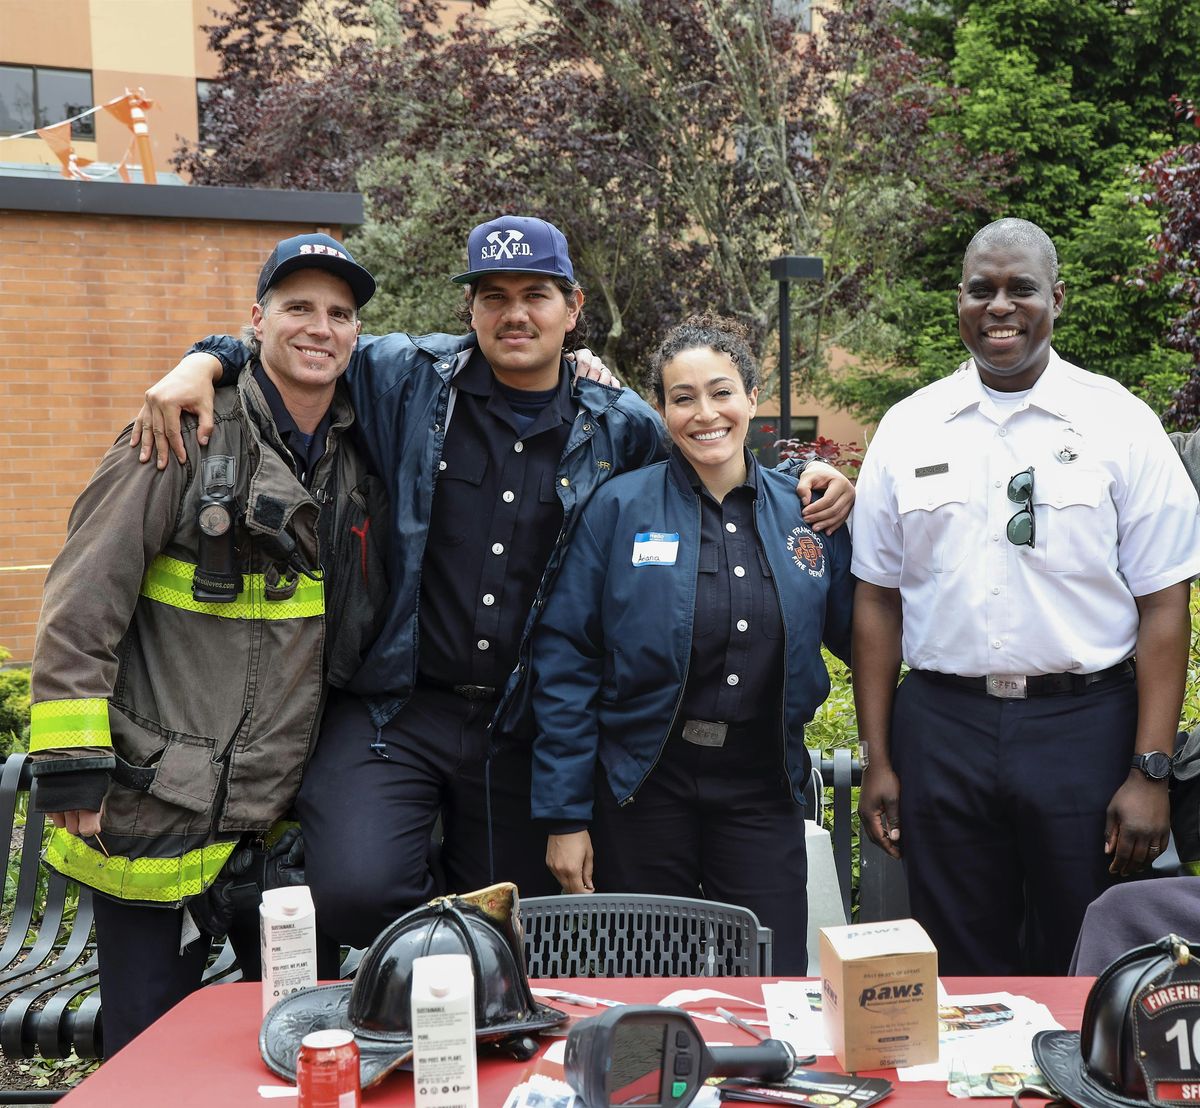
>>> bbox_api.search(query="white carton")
[259,885,318,1016]
[411,953,479,1108]
[819,918,938,1071]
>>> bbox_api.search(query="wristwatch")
[1131,751,1173,781]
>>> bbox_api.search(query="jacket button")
[560,477,569,487]
[583,423,592,432]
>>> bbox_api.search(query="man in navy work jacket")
[137,215,853,949]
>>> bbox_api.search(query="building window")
[196,78,218,145]
[773,0,812,32]
[0,64,94,139]
[750,415,817,466]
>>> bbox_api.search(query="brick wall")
[0,189,360,663]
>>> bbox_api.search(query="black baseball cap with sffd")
[256,233,376,308]
[452,216,575,284]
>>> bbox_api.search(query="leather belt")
[417,677,500,703]
[916,660,1134,699]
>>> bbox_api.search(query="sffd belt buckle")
[986,674,1027,699]
[681,719,728,747]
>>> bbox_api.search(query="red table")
[58,977,1091,1107]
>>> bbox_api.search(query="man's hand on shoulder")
[797,461,854,534]
[130,352,224,469]
[567,348,622,389]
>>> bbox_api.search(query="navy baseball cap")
[452,215,575,284]
[257,233,376,308]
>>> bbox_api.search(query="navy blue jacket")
[529,455,854,822]
[195,331,667,733]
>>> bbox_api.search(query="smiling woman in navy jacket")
[529,314,854,973]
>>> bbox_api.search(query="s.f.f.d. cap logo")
[453,216,575,284]
[481,229,533,262]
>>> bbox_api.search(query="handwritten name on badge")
[632,532,680,566]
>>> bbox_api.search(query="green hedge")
[0,647,30,758]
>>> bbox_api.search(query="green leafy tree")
[828,0,1200,423]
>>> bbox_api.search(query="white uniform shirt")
[852,351,1200,676]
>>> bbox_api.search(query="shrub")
[0,647,31,757]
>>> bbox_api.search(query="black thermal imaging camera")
[565,1005,796,1107]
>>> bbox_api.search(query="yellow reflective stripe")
[29,699,112,752]
[140,554,324,620]
[1183,860,1200,877]
[43,830,237,903]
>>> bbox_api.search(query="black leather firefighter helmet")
[259,883,566,1089]
[1032,935,1200,1108]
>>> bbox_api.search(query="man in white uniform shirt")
[852,217,1200,975]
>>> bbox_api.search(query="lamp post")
[768,255,824,443]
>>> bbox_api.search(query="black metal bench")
[0,747,905,1100]
[0,753,247,1103]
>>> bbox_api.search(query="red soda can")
[297,1028,361,1108]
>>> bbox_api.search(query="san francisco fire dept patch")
[788,526,826,578]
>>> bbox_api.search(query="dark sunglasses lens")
[1007,511,1034,547]
[1007,471,1033,504]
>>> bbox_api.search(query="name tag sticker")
[632,531,679,567]
[915,463,950,478]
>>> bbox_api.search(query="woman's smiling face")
[658,345,758,483]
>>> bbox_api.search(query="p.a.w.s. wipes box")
[819,918,938,1072]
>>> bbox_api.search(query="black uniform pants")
[891,669,1137,976]
[92,891,268,1057]
[590,727,809,975]
[295,689,557,950]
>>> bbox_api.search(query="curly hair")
[454,277,589,352]
[646,313,758,404]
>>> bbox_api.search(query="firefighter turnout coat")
[27,368,385,906]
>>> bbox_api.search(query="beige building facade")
[0,0,233,174]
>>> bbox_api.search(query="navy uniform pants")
[91,896,213,1057]
[295,689,558,950]
[92,893,270,1056]
[590,725,810,975]
[891,670,1137,976]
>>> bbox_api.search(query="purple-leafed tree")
[1137,97,1200,428]
[177,0,999,385]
